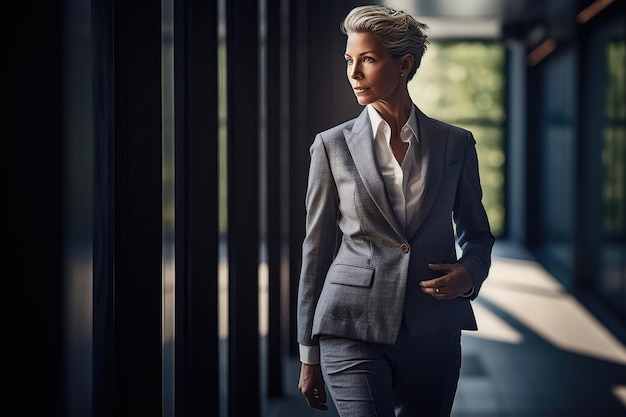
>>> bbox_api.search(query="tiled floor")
[267,241,626,417]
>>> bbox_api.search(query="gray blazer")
[297,106,495,348]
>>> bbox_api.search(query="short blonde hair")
[340,5,429,80]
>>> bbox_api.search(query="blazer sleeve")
[297,133,341,347]
[454,132,495,299]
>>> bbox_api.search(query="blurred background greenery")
[410,41,506,236]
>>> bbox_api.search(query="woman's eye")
[345,58,353,65]
[364,56,374,62]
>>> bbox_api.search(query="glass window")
[410,41,506,236]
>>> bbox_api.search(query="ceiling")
[381,0,575,20]
[379,0,514,38]
[383,0,508,19]
[380,0,595,40]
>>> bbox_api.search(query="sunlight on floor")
[613,385,626,408]
[470,256,626,365]
[464,301,523,343]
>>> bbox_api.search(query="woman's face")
[344,31,403,106]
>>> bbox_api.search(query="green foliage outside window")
[603,40,626,235]
[410,41,506,236]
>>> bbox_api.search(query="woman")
[297,5,495,417]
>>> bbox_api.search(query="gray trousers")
[319,323,462,417]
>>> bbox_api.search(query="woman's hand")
[419,263,473,300]
[298,362,328,410]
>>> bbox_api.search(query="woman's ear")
[400,53,414,74]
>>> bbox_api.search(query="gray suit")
[297,105,494,349]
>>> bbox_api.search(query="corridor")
[6,1,625,415]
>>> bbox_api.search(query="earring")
[400,73,404,77]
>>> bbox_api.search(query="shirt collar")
[367,104,420,144]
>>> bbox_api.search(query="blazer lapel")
[345,108,404,237]
[406,107,447,239]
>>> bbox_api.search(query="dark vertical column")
[92,0,115,414]
[113,0,163,414]
[226,1,261,416]
[93,0,163,415]
[265,0,284,397]
[525,64,543,248]
[4,1,64,415]
[287,0,310,358]
[64,0,96,415]
[504,40,528,244]
[173,0,220,416]
[575,20,602,290]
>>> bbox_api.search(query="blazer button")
[400,243,409,253]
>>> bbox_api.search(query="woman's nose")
[349,65,361,79]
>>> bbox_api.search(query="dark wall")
[4,1,64,416]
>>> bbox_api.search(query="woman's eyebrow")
[344,50,377,57]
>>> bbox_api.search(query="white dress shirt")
[367,104,422,233]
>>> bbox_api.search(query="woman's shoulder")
[309,116,362,154]
[420,111,474,145]
[426,115,470,136]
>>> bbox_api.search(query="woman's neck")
[372,93,413,133]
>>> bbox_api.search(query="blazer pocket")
[322,264,374,321]
[328,264,374,287]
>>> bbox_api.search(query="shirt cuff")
[299,344,320,365]
[460,286,474,298]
